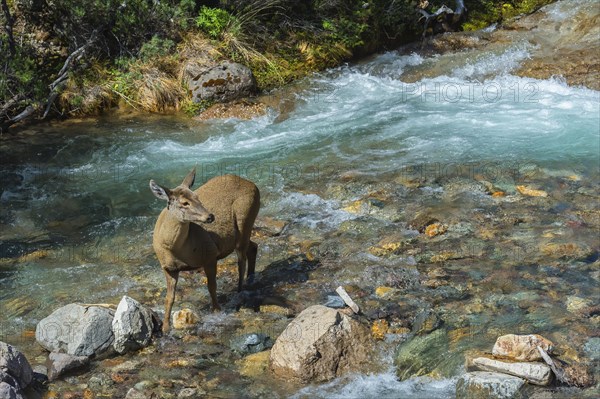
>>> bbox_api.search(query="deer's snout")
[205,213,215,223]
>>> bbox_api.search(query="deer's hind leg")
[233,198,259,292]
[205,259,221,311]
[247,240,258,280]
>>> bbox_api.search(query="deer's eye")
[181,201,190,207]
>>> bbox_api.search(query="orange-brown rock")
[492,334,553,362]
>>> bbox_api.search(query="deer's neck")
[160,212,191,250]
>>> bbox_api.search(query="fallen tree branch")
[9,104,39,124]
[0,93,26,116]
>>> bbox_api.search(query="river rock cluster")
[455,333,592,398]
[32,296,160,383]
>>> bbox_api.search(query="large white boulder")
[269,305,373,382]
[112,296,157,354]
[35,304,114,357]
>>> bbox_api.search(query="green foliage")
[196,6,233,39]
[139,36,176,61]
[462,0,554,31]
[322,17,369,49]
[181,99,214,116]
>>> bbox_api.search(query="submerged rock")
[425,222,448,237]
[0,342,33,395]
[323,295,345,309]
[172,308,199,330]
[456,371,525,399]
[230,333,273,355]
[492,334,553,362]
[237,350,270,378]
[36,304,115,357]
[269,305,373,382]
[472,357,552,386]
[112,296,158,354]
[516,185,548,197]
[395,329,450,380]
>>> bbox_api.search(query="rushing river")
[1,1,599,398]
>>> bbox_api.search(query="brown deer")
[149,168,260,332]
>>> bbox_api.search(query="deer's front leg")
[163,269,179,333]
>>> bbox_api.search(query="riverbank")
[1,0,556,131]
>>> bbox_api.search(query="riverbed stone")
[472,357,552,386]
[237,350,270,378]
[269,305,373,382]
[456,371,525,399]
[47,352,89,381]
[36,304,115,357]
[112,296,157,354]
[125,388,148,399]
[492,334,553,362]
[187,61,256,103]
[172,308,199,330]
[230,333,273,355]
[0,342,33,392]
[0,381,21,399]
[395,329,453,380]
[583,337,600,362]
[516,185,548,197]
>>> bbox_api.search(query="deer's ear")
[149,180,170,201]
[181,167,196,188]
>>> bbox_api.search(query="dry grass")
[59,63,116,115]
[135,66,185,112]
[297,40,351,68]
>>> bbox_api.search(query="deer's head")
[149,168,215,224]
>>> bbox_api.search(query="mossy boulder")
[187,61,256,103]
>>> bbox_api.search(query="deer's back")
[193,174,260,258]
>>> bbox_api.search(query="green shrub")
[196,6,233,39]
[139,36,176,61]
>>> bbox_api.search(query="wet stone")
[583,337,600,362]
[395,329,450,380]
[237,350,270,378]
[492,334,553,362]
[125,388,148,399]
[47,352,89,381]
[230,333,273,355]
[87,373,114,390]
[324,295,345,309]
[456,371,525,399]
[178,387,206,398]
[412,310,441,335]
[472,357,552,386]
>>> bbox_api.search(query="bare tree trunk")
[1,0,16,56]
